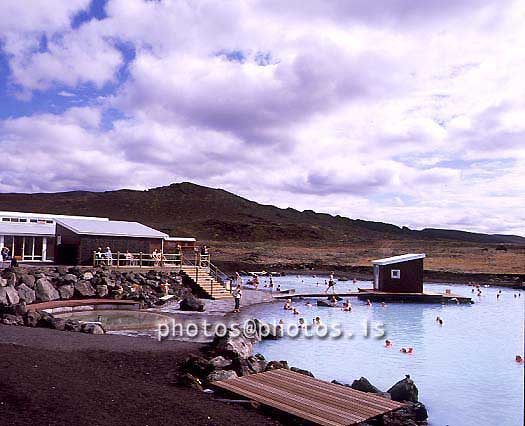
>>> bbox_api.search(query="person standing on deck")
[233,285,242,313]
[105,247,113,266]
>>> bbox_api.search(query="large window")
[0,235,52,261]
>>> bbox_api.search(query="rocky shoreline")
[0,265,204,333]
[177,324,429,426]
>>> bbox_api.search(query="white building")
[0,211,107,263]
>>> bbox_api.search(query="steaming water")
[242,276,524,426]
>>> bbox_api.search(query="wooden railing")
[92,251,182,268]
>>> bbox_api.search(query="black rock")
[179,294,204,312]
[388,376,419,402]
[351,377,382,394]
[290,366,314,377]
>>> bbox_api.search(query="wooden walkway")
[273,290,473,304]
[213,369,405,426]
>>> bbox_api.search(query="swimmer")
[400,348,407,353]
[516,355,523,363]
[299,318,306,328]
[381,302,387,308]
[407,347,414,354]
[278,319,284,325]
[366,299,372,307]
[276,285,281,292]
[497,293,500,299]
[385,339,392,348]
[305,301,312,308]
[314,316,322,326]
[292,307,300,315]
[438,319,444,326]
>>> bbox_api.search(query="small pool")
[54,310,172,331]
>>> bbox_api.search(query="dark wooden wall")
[55,224,163,265]
[377,259,423,293]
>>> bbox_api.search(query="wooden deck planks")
[213,369,405,426]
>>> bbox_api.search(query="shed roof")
[55,218,168,239]
[0,222,55,237]
[165,237,197,242]
[372,253,426,265]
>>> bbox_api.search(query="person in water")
[366,299,372,307]
[516,355,523,363]
[385,339,392,348]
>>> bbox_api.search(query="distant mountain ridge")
[0,182,523,244]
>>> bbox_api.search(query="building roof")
[0,211,109,221]
[0,221,56,237]
[372,253,426,266]
[55,218,168,239]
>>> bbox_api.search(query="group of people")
[94,247,177,266]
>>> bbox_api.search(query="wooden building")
[55,218,169,265]
[372,253,425,293]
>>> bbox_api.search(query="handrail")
[92,251,183,268]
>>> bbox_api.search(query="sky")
[0,0,524,236]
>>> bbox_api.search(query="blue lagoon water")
[242,276,524,426]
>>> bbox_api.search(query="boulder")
[387,376,419,402]
[413,402,428,421]
[18,274,36,288]
[6,272,17,287]
[290,366,314,377]
[265,360,289,371]
[37,311,57,328]
[179,294,205,312]
[0,286,21,306]
[81,323,105,334]
[74,280,96,297]
[177,373,203,391]
[35,278,60,302]
[234,356,267,376]
[63,273,78,284]
[206,370,238,383]
[65,319,82,332]
[51,317,67,331]
[17,284,36,304]
[96,285,109,298]
[1,314,24,326]
[209,356,232,369]
[25,311,42,327]
[58,284,75,300]
[351,377,382,394]
[181,354,214,377]
[211,330,254,360]
[0,278,7,287]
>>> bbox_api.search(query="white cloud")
[0,0,524,236]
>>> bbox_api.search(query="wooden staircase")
[180,265,233,300]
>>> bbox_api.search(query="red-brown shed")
[372,253,425,293]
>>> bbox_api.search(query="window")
[391,269,401,279]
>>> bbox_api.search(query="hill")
[0,182,523,245]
